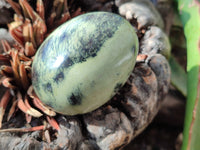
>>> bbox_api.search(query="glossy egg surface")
[32,12,139,115]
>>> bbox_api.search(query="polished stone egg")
[32,11,139,115]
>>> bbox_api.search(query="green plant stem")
[175,0,200,150]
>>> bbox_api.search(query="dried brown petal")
[1,40,11,53]
[10,50,21,86]
[7,97,17,121]
[0,90,11,128]
[24,42,36,57]
[2,78,16,89]
[19,63,29,90]
[33,96,56,117]
[0,54,11,65]
[17,93,43,118]
[0,65,13,77]
[36,0,45,20]
[19,0,36,21]
[6,0,22,16]
[46,116,60,130]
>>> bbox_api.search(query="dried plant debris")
[117,0,164,30]
[148,54,171,100]
[0,0,170,149]
[0,0,82,131]
[140,26,171,59]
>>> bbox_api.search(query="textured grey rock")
[140,26,171,58]
[117,0,164,29]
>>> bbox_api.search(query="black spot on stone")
[44,83,53,93]
[68,89,83,105]
[91,53,97,57]
[78,38,99,59]
[132,44,136,53]
[90,81,96,88]
[32,66,39,82]
[54,72,64,83]
[60,33,68,43]
[116,73,120,76]
[40,41,51,61]
[58,13,123,69]
[39,13,123,72]
[114,83,123,93]
[63,57,74,68]
[45,101,54,108]
[74,53,87,63]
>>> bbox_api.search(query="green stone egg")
[32,12,139,115]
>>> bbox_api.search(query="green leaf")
[175,0,200,150]
[169,55,187,97]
